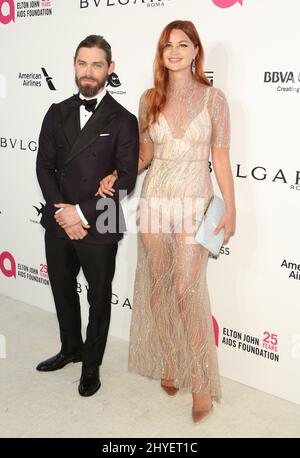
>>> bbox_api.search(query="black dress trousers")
[45,231,118,372]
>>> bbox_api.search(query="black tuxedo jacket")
[36,92,139,244]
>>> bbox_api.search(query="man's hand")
[64,222,89,240]
[54,203,81,228]
[95,172,117,197]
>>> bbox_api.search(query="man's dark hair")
[74,35,112,65]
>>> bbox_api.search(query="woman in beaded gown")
[97,20,236,423]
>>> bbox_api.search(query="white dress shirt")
[75,88,107,225]
[79,87,107,129]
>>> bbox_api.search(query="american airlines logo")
[17,67,56,90]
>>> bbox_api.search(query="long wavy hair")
[142,20,210,131]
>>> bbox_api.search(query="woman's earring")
[192,59,195,74]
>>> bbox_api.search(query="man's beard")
[75,75,108,98]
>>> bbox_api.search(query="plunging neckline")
[160,108,208,140]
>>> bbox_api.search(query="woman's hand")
[95,172,118,197]
[214,209,236,244]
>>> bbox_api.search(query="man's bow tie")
[81,98,98,113]
[76,96,98,113]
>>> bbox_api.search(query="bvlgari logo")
[76,283,132,309]
[80,0,171,9]
[235,163,300,191]
[0,137,37,152]
[210,162,300,192]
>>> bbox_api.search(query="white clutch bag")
[195,195,225,256]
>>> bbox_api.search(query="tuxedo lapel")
[60,96,81,149]
[64,93,118,166]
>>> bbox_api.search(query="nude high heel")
[160,379,179,396]
[192,404,213,423]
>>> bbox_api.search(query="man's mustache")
[79,77,98,83]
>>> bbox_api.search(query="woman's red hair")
[142,20,210,131]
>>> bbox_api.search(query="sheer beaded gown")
[128,81,230,401]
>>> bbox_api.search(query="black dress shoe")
[78,369,101,397]
[36,351,82,372]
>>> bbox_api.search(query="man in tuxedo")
[36,35,139,396]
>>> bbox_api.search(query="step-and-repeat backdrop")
[1,0,299,404]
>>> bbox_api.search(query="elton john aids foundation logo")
[212,0,243,8]
[0,0,15,24]
[0,251,16,278]
[0,0,52,23]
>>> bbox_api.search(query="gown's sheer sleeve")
[138,91,153,145]
[210,88,230,149]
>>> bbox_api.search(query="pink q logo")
[212,0,243,8]
[0,0,15,25]
[0,251,16,278]
[212,315,219,347]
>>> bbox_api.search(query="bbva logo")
[212,0,243,8]
[0,251,16,278]
[264,72,298,83]
[0,0,15,25]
